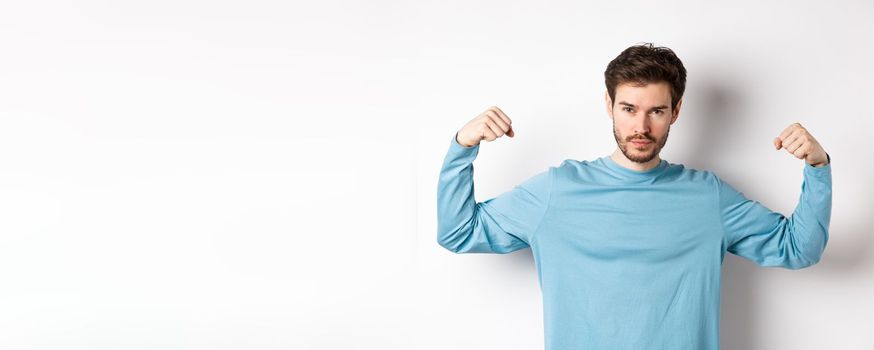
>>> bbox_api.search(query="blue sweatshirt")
[436,133,832,349]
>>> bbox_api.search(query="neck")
[610,148,662,172]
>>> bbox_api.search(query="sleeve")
[436,132,553,254]
[718,154,832,269]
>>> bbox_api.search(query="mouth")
[630,139,652,147]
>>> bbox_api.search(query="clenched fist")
[456,106,515,147]
[773,122,829,167]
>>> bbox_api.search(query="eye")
[652,110,663,115]
[622,107,633,112]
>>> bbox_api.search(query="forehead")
[614,81,672,106]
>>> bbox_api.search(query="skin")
[455,106,514,148]
[456,82,829,169]
[605,81,679,171]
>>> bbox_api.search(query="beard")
[612,123,670,164]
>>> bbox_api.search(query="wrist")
[455,132,477,148]
[811,153,831,167]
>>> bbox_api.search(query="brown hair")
[604,42,687,110]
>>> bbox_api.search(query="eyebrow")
[617,101,669,110]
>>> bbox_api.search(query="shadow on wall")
[683,79,758,350]
[688,78,874,350]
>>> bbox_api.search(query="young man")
[435,43,832,349]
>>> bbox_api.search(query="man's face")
[606,81,681,163]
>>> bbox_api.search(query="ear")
[605,91,614,120]
[670,98,682,125]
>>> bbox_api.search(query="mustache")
[626,134,655,142]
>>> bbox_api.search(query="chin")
[625,147,659,163]
[630,156,656,164]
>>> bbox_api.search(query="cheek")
[613,123,629,137]
[648,119,669,131]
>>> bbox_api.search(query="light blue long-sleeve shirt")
[436,133,832,349]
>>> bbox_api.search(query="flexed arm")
[720,123,832,269]
[436,107,552,254]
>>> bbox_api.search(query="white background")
[0,0,871,349]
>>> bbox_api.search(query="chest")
[535,183,723,260]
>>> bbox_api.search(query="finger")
[792,143,810,159]
[486,111,509,132]
[481,121,498,141]
[774,137,782,150]
[781,129,803,152]
[488,108,514,137]
[489,106,513,127]
[486,112,511,135]
[777,123,801,149]
[784,135,807,153]
[484,117,505,138]
[777,123,799,144]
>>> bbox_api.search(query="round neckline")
[600,155,669,179]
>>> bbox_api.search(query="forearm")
[786,156,833,266]
[436,133,482,252]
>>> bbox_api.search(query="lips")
[630,139,652,146]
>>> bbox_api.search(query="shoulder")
[557,158,589,170]
[554,158,596,177]
[552,157,617,184]
[665,161,720,184]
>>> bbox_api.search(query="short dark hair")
[604,42,687,110]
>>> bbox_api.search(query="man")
[435,43,831,349]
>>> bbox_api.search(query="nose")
[633,114,651,136]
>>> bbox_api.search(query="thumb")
[773,137,782,150]
[507,126,515,137]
